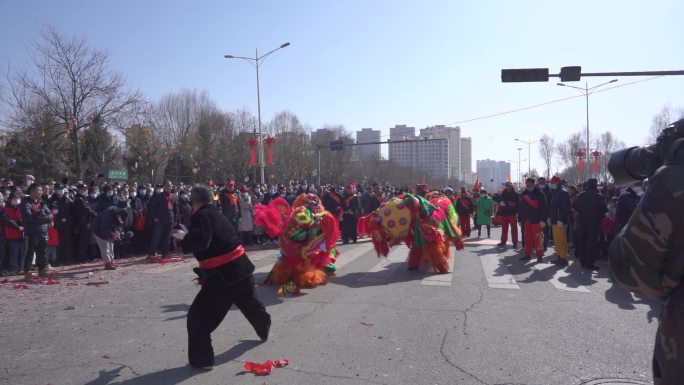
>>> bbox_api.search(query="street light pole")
[514,138,541,178]
[557,79,617,168]
[517,147,522,187]
[224,42,290,185]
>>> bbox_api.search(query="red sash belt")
[522,194,540,209]
[198,245,245,269]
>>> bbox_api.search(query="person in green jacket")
[476,189,494,238]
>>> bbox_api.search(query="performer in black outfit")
[177,185,271,370]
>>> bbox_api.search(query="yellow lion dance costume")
[358,192,463,273]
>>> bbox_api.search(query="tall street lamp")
[224,42,291,184]
[556,79,618,165]
[517,147,523,186]
[514,138,541,178]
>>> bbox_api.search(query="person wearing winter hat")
[548,176,572,265]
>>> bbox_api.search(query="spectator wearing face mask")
[146,180,175,262]
[73,183,98,262]
[20,183,53,281]
[95,184,119,213]
[51,184,75,264]
[2,192,25,275]
[46,202,60,268]
[548,176,572,266]
[537,177,552,251]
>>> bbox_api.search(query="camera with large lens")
[608,119,684,186]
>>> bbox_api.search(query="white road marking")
[253,243,374,275]
[421,254,456,286]
[532,263,591,292]
[480,253,520,289]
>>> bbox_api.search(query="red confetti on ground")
[157,256,187,265]
[102,354,111,359]
[243,359,289,376]
[360,322,375,327]
[13,284,29,290]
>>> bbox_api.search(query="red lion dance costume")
[358,192,464,273]
[256,193,340,289]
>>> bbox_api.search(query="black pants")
[187,275,270,367]
[24,234,47,273]
[577,224,600,267]
[149,222,172,256]
[476,224,491,237]
[341,214,358,242]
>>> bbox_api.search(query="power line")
[365,75,665,139]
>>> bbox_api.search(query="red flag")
[248,137,258,167]
[264,136,275,165]
[474,175,480,191]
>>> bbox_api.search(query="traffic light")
[501,68,549,82]
[559,66,581,82]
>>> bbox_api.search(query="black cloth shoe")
[257,323,270,342]
[536,257,544,263]
[519,255,531,261]
[512,242,518,248]
[496,242,506,247]
[552,258,569,266]
[582,265,600,271]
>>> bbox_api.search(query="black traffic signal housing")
[501,68,549,82]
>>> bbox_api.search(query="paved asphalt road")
[0,227,659,385]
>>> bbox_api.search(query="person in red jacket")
[47,202,60,268]
[2,192,25,275]
[496,182,519,248]
[518,178,548,263]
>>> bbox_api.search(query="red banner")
[576,150,585,173]
[248,137,258,167]
[592,151,601,172]
[264,136,275,165]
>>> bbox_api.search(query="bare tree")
[647,105,684,144]
[538,134,555,179]
[556,132,584,184]
[595,131,625,183]
[6,27,142,178]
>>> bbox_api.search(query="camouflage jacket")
[609,160,684,301]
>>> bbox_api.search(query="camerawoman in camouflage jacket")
[609,140,684,385]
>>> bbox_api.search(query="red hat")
[346,182,356,190]
[206,180,215,187]
[550,176,562,184]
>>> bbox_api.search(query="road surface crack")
[463,289,484,336]
[439,328,487,385]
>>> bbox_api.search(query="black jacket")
[218,189,239,223]
[497,189,519,216]
[614,190,640,234]
[519,187,548,224]
[573,188,608,227]
[20,196,52,236]
[549,188,572,224]
[72,194,96,228]
[147,192,175,224]
[181,204,254,280]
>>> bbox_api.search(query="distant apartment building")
[420,125,461,182]
[476,159,511,191]
[355,128,381,161]
[460,137,473,184]
[388,124,449,181]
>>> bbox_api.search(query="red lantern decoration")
[591,151,601,172]
[247,137,258,167]
[576,150,586,173]
[264,136,275,165]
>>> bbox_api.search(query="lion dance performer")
[256,193,340,290]
[358,190,464,273]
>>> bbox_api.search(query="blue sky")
[1,1,683,180]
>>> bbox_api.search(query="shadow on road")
[83,340,262,385]
[604,283,661,323]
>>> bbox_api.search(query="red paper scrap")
[13,284,29,290]
[243,359,289,376]
[102,355,111,359]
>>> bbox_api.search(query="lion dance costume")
[358,192,464,273]
[255,193,340,290]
